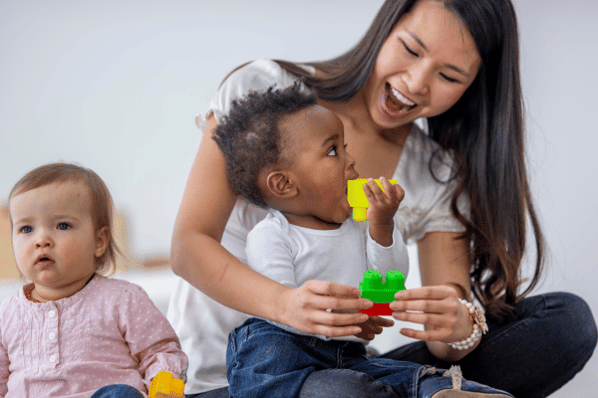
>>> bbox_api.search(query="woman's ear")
[266,171,298,198]
[94,226,110,259]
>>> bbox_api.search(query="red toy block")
[360,302,393,316]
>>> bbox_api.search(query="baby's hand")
[364,177,405,227]
[363,177,404,247]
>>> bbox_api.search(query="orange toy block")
[148,371,185,398]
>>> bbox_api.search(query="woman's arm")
[170,115,371,337]
[390,231,478,361]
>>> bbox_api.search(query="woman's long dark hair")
[274,0,545,321]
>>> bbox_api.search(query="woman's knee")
[299,368,398,398]
[545,292,597,364]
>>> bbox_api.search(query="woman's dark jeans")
[187,292,597,398]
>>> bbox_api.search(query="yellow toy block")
[347,179,397,221]
[149,371,185,398]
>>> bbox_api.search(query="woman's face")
[363,0,482,130]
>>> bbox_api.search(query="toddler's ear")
[266,171,298,199]
[94,226,110,259]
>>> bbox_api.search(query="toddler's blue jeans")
[91,384,144,398]
[225,318,512,398]
[188,292,596,398]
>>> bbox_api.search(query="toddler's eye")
[327,146,337,156]
[57,222,71,230]
[20,226,33,234]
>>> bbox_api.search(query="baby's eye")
[20,226,33,234]
[57,222,71,230]
[327,146,338,156]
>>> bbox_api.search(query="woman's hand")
[353,316,395,340]
[278,280,374,337]
[389,285,472,343]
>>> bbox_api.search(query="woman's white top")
[167,59,469,394]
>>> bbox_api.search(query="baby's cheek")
[12,238,25,260]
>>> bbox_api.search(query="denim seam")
[229,329,237,356]
[411,365,429,398]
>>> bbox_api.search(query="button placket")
[46,303,60,367]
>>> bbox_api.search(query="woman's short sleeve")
[203,59,306,124]
[407,177,469,242]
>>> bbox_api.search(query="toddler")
[213,84,513,398]
[0,163,187,398]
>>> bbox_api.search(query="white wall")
[1,1,596,395]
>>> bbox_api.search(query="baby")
[213,83,514,398]
[0,163,187,398]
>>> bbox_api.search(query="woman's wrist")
[447,299,488,350]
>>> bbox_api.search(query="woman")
[168,0,597,397]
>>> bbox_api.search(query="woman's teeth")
[383,84,416,116]
[390,86,415,107]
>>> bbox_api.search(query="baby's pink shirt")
[0,274,187,398]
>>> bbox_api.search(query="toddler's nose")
[345,151,359,179]
[35,233,53,249]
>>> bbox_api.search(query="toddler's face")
[282,105,359,227]
[10,181,107,301]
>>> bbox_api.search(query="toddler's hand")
[353,316,395,340]
[364,177,404,228]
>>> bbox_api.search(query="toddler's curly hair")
[212,82,317,208]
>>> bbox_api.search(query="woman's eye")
[327,146,337,156]
[57,223,70,230]
[440,73,459,83]
[401,40,418,57]
[20,226,33,234]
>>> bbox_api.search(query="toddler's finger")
[362,181,374,199]
[393,184,405,202]
[371,316,395,327]
[367,178,384,200]
[379,177,396,200]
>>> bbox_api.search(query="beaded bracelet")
[447,298,489,351]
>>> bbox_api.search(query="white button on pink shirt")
[0,274,187,398]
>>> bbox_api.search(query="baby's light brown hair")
[9,162,120,275]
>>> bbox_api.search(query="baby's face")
[9,181,105,301]
[281,105,359,227]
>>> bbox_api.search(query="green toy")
[359,270,406,316]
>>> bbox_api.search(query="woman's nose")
[405,68,430,96]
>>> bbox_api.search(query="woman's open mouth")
[381,83,416,118]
